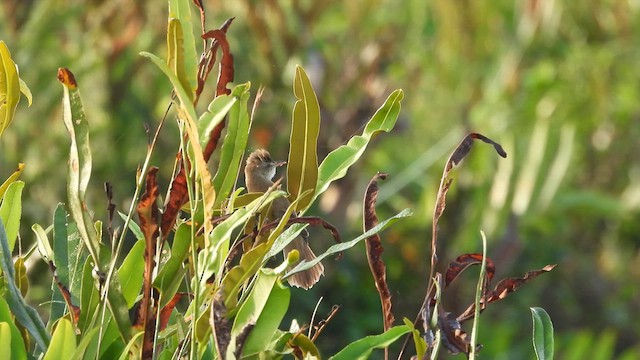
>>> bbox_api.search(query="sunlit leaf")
[167,18,193,101]
[57,68,101,265]
[233,270,291,356]
[0,41,21,136]
[0,180,23,251]
[213,82,251,207]
[169,0,198,95]
[309,89,403,213]
[288,65,320,211]
[221,242,269,311]
[198,94,237,150]
[43,319,76,360]
[0,163,24,199]
[0,297,27,360]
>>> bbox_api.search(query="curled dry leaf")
[136,167,160,359]
[457,264,557,322]
[363,172,395,336]
[48,262,81,327]
[444,253,496,289]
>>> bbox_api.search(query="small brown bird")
[244,149,324,289]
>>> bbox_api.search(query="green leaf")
[284,208,412,279]
[0,41,21,136]
[197,94,237,149]
[531,307,554,360]
[221,242,269,311]
[14,256,28,298]
[169,0,198,95]
[154,222,191,308]
[43,319,76,360]
[310,89,403,213]
[0,218,50,351]
[78,258,99,334]
[0,297,27,360]
[288,65,320,211]
[59,69,101,266]
[0,322,13,358]
[329,325,411,360]
[48,204,70,329]
[0,180,24,251]
[234,270,291,356]
[118,211,144,240]
[167,18,193,101]
[212,83,252,207]
[200,190,287,284]
[117,239,145,308]
[18,78,32,106]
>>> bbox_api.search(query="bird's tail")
[284,238,324,289]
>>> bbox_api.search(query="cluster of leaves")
[0,1,557,359]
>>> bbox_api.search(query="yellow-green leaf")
[0,163,25,199]
[14,257,28,298]
[167,18,193,101]
[0,297,27,360]
[0,41,21,136]
[43,319,76,360]
[169,0,198,94]
[287,65,320,211]
[0,180,24,252]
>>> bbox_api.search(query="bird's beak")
[274,160,287,167]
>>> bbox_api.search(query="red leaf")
[161,157,189,238]
[363,173,395,337]
[457,264,557,322]
[158,292,188,331]
[136,167,160,359]
[201,29,234,97]
[48,262,81,327]
[444,253,496,288]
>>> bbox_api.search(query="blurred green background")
[2,0,639,358]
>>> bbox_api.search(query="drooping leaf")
[0,41,21,136]
[0,219,50,351]
[0,163,24,199]
[57,67,101,266]
[444,253,496,289]
[531,307,554,360]
[285,208,411,279]
[43,319,76,360]
[287,65,320,211]
[457,264,557,322]
[0,180,24,251]
[330,325,411,360]
[311,89,404,213]
[363,173,394,338]
[0,297,27,360]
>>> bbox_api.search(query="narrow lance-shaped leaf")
[212,82,251,207]
[0,219,50,351]
[168,0,198,96]
[363,173,394,339]
[0,163,25,199]
[0,41,21,136]
[330,325,411,360]
[136,167,160,360]
[310,89,404,213]
[57,68,101,266]
[167,18,193,102]
[288,65,320,211]
[285,208,412,278]
[0,180,24,251]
